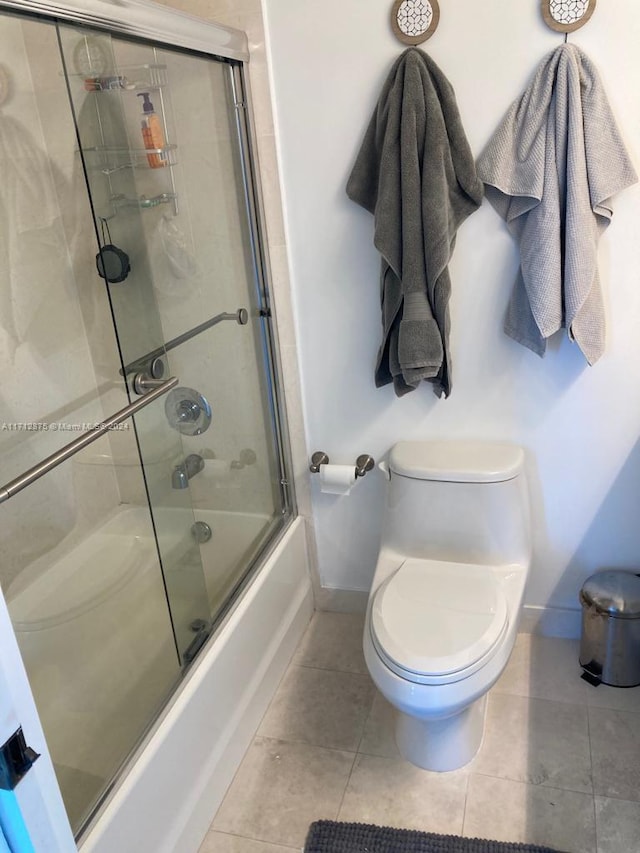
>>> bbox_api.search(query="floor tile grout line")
[491,685,603,708]
[492,683,640,714]
[291,661,371,676]
[505,634,640,714]
[254,732,361,755]
[590,790,640,804]
[470,770,595,799]
[335,750,359,820]
[255,732,361,757]
[295,661,370,676]
[586,703,599,853]
[202,827,299,851]
[492,690,597,713]
[586,699,640,715]
[354,688,378,754]
[460,768,472,837]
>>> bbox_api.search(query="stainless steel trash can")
[579,570,640,687]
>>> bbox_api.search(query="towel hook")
[541,0,597,35]
[390,0,440,46]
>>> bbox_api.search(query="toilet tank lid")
[388,441,525,483]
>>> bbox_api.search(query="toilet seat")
[370,558,508,685]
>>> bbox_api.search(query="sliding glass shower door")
[58,24,217,663]
[58,23,288,636]
[0,8,290,839]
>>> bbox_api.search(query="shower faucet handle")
[176,400,201,423]
[165,386,212,436]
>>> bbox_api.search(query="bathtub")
[8,507,312,848]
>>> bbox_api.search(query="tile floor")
[200,612,640,853]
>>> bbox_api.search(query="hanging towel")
[346,49,483,398]
[476,44,637,364]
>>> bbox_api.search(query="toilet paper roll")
[319,464,357,495]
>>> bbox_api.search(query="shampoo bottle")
[137,92,166,168]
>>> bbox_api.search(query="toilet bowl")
[363,441,531,771]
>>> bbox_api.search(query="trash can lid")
[580,570,640,618]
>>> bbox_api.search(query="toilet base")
[395,694,487,771]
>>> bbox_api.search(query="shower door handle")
[0,376,179,505]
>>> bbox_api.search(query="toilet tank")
[382,441,531,567]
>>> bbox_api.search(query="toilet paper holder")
[309,451,375,478]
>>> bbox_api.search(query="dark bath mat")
[304,821,566,853]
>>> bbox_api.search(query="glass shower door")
[58,25,215,662]
[0,11,186,835]
[58,26,290,629]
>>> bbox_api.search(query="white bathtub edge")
[174,567,313,852]
[80,516,313,853]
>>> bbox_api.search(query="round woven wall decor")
[541,0,597,33]
[391,0,440,46]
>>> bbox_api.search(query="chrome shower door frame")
[228,60,295,522]
[0,0,249,59]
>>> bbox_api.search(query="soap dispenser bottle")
[137,92,166,168]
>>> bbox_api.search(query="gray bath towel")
[347,49,483,398]
[476,44,637,363]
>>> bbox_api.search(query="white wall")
[264,0,640,618]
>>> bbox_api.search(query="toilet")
[363,441,531,772]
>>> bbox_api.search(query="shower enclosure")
[0,0,293,839]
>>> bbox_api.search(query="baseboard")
[315,587,582,641]
[314,586,368,613]
[520,604,582,639]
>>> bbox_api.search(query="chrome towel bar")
[120,308,248,377]
[0,376,178,505]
